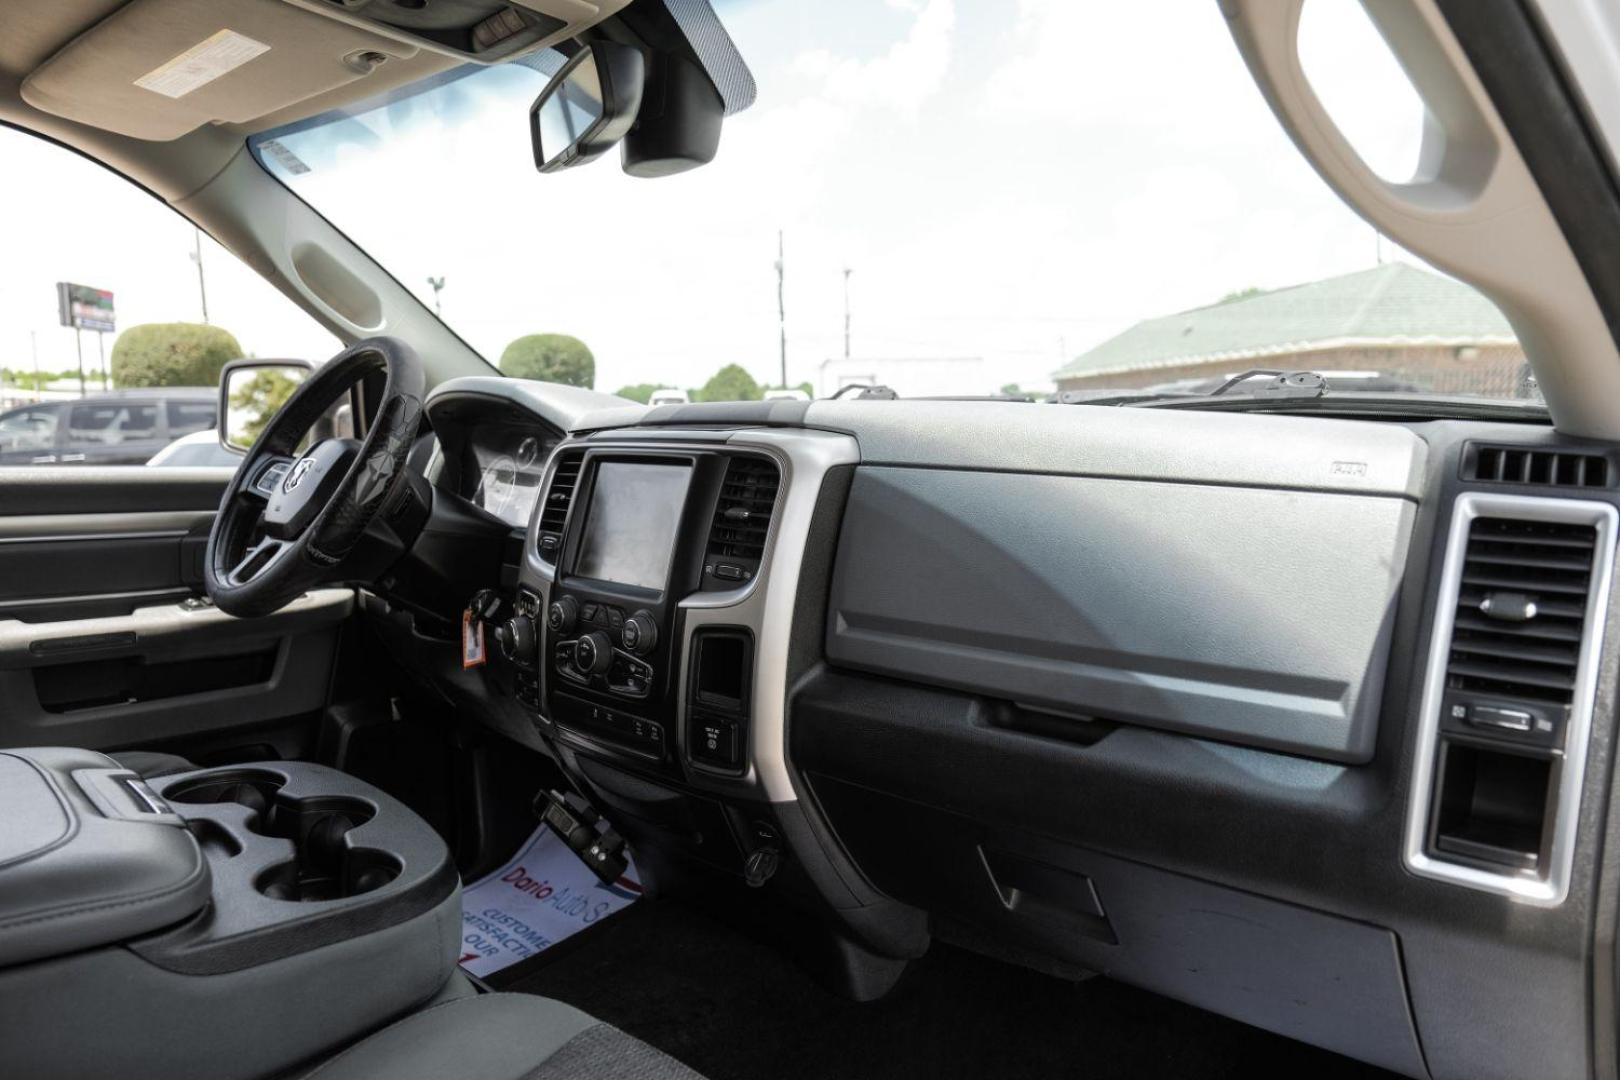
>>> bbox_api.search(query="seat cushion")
[108,751,197,779]
[302,993,706,1080]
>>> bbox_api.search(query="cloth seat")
[108,750,198,778]
[301,992,705,1080]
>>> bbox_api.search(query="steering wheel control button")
[548,596,578,633]
[621,610,658,655]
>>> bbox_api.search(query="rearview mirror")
[529,43,645,173]
[219,359,313,454]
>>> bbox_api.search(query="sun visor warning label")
[135,29,270,99]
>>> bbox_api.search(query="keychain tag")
[462,609,487,668]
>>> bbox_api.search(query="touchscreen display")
[573,461,692,590]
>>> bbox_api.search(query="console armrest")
[0,747,210,966]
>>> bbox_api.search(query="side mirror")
[529,42,645,173]
[218,359,313,454]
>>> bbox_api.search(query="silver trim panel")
[521,429,859,803]
[1404,492,1618,906]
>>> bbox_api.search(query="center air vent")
[1466,444,1610,488]
[703,457,780,588]
[535,451,583,561]
[1447,517,1596,705]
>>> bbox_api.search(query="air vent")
[703,457,780,587]
[535,451,583,561]
[1467,445,1609,488]
[1447,517,1597,704]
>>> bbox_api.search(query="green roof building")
[1054,264,1526,397]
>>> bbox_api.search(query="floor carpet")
[504,896,1404,1080]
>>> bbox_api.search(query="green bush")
[696,364,762,403]
[110,323,243,387]
[500,334,595,388]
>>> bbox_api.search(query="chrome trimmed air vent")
[535,450,583,562]
[1405,492,1617,905]
[1465,444,1610,488]
[702,456,781,588]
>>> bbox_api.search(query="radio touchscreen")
[574,461,692,590]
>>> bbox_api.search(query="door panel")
[0,466,351,756]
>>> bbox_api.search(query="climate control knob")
[574,631,614,676]
[548,596,578,634]
[621,610,658,655]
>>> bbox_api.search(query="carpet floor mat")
[506,896,1402,1080]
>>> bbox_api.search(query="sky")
[0,0,1442,396]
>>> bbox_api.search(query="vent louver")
[535,451,583,561]
[1447,517,1597,705]
[703,457,780,586]
[1467,445,1609,488]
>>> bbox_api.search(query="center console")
[0,749,461,1080]
[523,446,774,778]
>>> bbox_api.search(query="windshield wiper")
[1206,369,1329,398]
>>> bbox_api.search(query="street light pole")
[842,267,853,360]
[774,233,786,390]
[191,229,209,324]
[427,276,446,317]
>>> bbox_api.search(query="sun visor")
[21,0,418,141]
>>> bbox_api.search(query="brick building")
[1054,264,1529,398]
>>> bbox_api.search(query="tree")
[1217,286,1265,305]
[110,323,243,387]
[229,369,302,446]
[500,334,594,387]
[696,364,762,403]
[614,383,673,404]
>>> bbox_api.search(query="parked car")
[763,387,810,401]
[647,388,690,405]
[0,387,216,465]
[145,428,239,468]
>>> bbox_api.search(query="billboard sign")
[56,282,115,333]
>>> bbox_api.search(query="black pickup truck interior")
[6,2,1620,1079]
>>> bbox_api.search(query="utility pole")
[774,233,786,390]
[427,276,446,317]
[1374,226,1384,266]
[842,267,853,360]
[30,330,39,402]
[191,228,209,323]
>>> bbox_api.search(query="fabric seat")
[108,750,197,779]
[301,993,705,1080]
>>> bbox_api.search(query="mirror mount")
[529,41,646,172]
[218,358,314,456]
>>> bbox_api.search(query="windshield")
[252,0,1532,406]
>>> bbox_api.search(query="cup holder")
[252,797,400,903]
[163,769,285,818]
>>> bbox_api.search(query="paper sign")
[135,29,270,99]
[458,824,640,978]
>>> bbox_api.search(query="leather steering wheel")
[206,337,426,618]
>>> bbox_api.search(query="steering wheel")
[206,337,426,618]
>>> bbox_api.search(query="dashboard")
[426,393,563,528]
[402,378,1620,1080]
